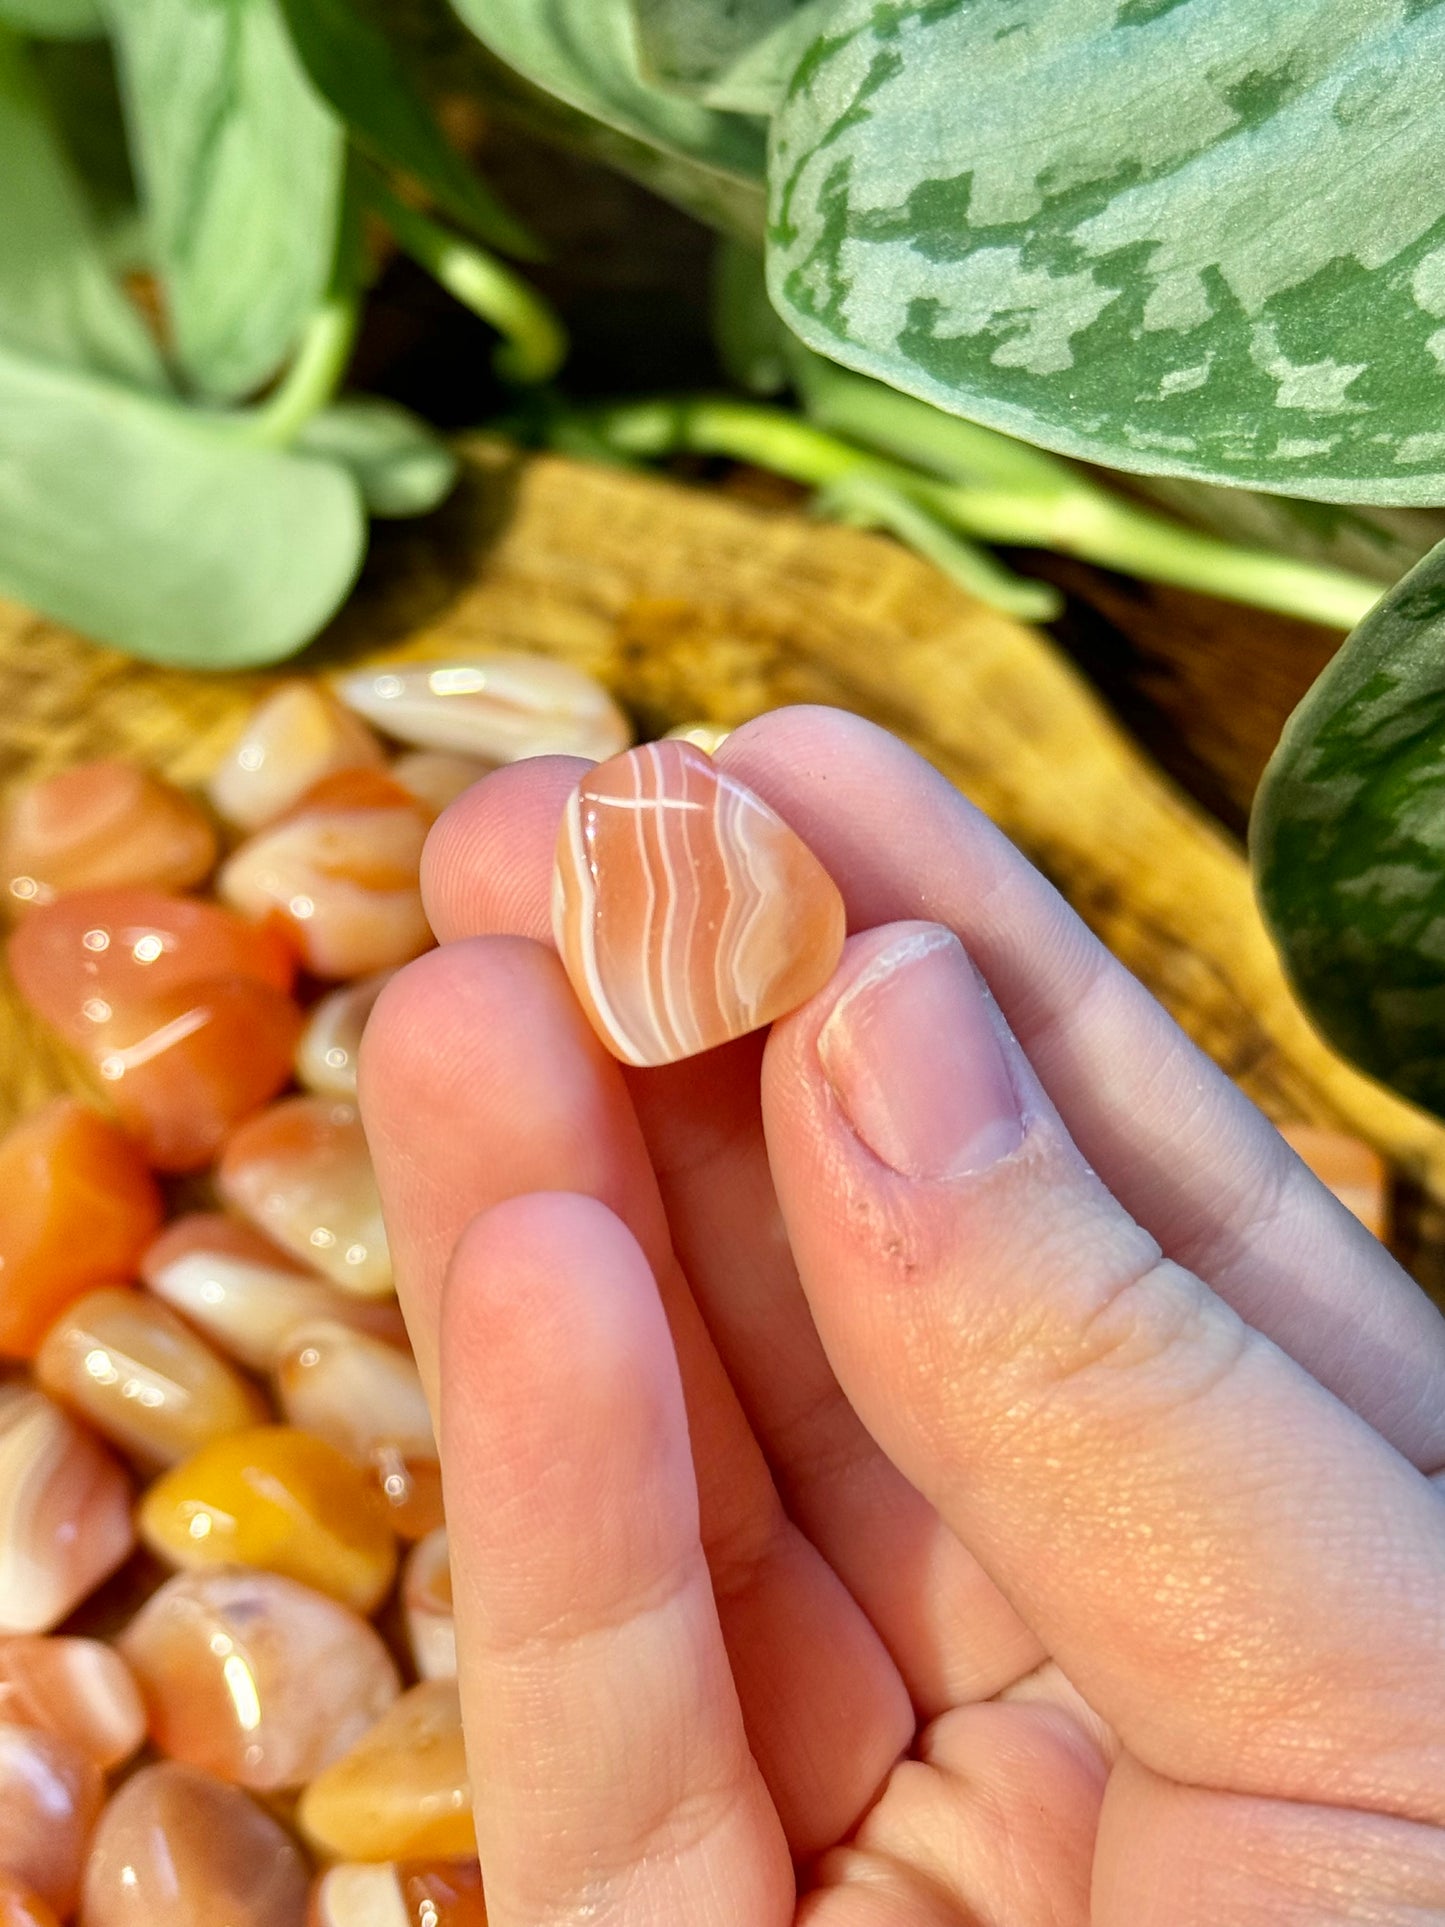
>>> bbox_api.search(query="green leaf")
[0,342,366,666]
[712,235,789,392]
[274,0,538,259]
[107,0,344,399]
[1252,540,1445,1114]
[0,0,104,37]
[293,396,458,516]
[447,0,767,210]
[632,0,827,103]
[768,0,1445,505]
[0,28,164,385]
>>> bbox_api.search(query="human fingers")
[721,705,1445,1473]
[763,922,1445,1820]
[360,937,910,1852]
[439,1192,794,1927]
[418,757,1042,1707]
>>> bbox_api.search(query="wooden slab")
[3,441,1441,1286]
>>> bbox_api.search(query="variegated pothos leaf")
[1253,539,1445,1115]
[768,0,1445,504]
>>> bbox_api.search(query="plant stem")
[369,182,567,384]
[584,396,1384,630]
[243,290,360,448]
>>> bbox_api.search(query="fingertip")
[420,754,588,943]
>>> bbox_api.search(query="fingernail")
[817,927,1023,1180]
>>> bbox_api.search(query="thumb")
[761,923,1445,1825]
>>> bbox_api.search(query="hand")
[361,706,1445,1926]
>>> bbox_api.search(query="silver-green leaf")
[293,396,459,517]
[0,342,366,666]
[769,0,1445,505]
[1252,539,1445,1114]
[448,0,766,219]
[107,0,344,399]
[0,28,164,386]
[631,0,825,106]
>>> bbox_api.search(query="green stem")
[369,182,566,385]
[242,289,360,448]
[585,397,1384,630]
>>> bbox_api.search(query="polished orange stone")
[142,1214,408,1371]
[1279,1123,1390,1241]
[298,1680,474,1862]
[389,750,492,817]
[217,1098,393,1297]
[0,1387,136,1634]
[401,1529,454,1682]
[35,1286,266,1470]
[118,1567,400,1790]
[85,975,305,1173]
[0,1636,146,1768]
[309,1859,486,1927]
[337,651,631,764]
[0,1879,60,1927]
[208,681,386,833]
[295,971,395,1098]
[138,1425,398,1615]
[553,739,846,1066]
[217,773,433,980]
[81,1762,309,1927]
[1,761,217,913]
[8,887,296,1046]
[0,1722,102,1917]
[0,1101,162,1358]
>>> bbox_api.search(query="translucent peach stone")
[337,652,631,764]
[35,1287,266,1470]
[0,1722,102,1917]
[217,1098,393,1297]
[208,682,386,834]
[0,1101,162,1359]
[81,1762,309,1927]
[217,772,433,980]
[275,1320,439,1539]
[1279,1123,1390,1241]
[295,971,396,1098]
[402,1529,454,1682]
[389,751,492,817]
[0,1387,135,1634]
[553,739,847,1067]
[0,1637,146,1768]
[142,1214,407,1372]
[308,1859,486,1927]
[0,1879,60,1927]
[7,887,296,1045]
[298,1680,474,1862]
[118,1567,399,1789]
[1,761,217,913]
[138,1425,398,1616]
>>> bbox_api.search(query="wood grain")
[3,441,1442,1284]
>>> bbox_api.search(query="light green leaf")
[0,0,104,37]
[631,0,822,96]
[769,0,1445,505]
[274,0,538,259]
[690,0,838,112]
[293,396,458,516]
[0,29,164,385]
[447,0,767,217]
[0,342,366,666]
[1252,540,1445,1114]
[107,0,344,399]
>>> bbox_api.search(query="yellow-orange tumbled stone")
[298,1680,474,1862]
[138,1426,397,1615]
[1279,1123,1390,1241]
[553,739,846,1067]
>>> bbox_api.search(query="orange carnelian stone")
[0,1102,162,1358]
[8,887,295,1044]
[0,762,217,915]
[90,975,304,1172]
